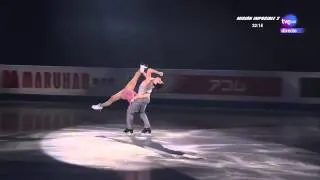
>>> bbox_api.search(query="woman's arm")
[146,68,163,77]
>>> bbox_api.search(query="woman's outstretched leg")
[91,67,145,111]
[91,90,123,110]
[100,90,123,107]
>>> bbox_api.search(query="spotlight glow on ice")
[40,128,163,171]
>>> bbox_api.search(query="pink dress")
[120,89,137,102]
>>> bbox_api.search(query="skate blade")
[125,132,133,136]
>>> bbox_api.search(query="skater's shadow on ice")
[96,135,203,160]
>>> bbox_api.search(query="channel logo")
[280,14,304,34]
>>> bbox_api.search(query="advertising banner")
[2,64,320,104]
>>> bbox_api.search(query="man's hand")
[130,95,139,103]
[130,97,136,103]
[130,95,137,103]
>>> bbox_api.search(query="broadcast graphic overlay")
[235,14,305,34]
[280,14,304,34]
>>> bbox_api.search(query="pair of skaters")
[91,64,164,135]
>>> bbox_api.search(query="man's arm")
[131,93,150,102]
[134,93,151,99]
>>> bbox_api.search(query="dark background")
[0,0,317,71]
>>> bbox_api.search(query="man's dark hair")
[154,83,164,89]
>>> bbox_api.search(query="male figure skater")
[91,65,164,135]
